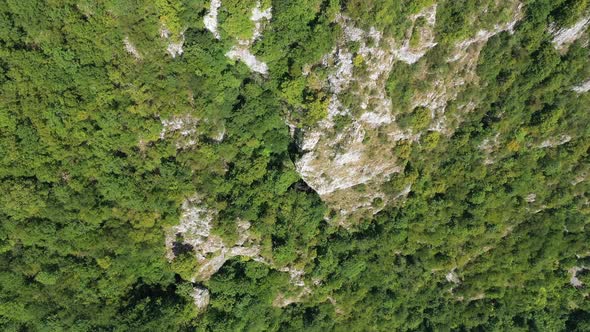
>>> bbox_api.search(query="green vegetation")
[345,0,436,38]
[398,106,432,131]
[1,0,590,331]
[218,0,258,40]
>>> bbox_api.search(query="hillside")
[1,0,590,330]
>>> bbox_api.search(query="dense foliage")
[1,0,589,331]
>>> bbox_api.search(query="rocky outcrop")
[551,14,590,51]
[160,26,185,58]
[165,197,264,280]
[295,3,524,222]
[203,0,271,74]
[272,286,312,307]
[191,286,210,310]
[478,133,501,165]
[296,11,429,221]
[160,115,200,149]
[166,197,315,309]
[537,134,572,148]
[573,80,590,93]
[569,266,588,288]
[225,1,272,74]
[123,37,142,60]
[392,4,438,64]
[421,2,523,136]
[204,0,222,39]
[446,269,461,284]
[159,113,225,149]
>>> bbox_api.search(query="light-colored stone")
[294,3,525,221]
[295,15,406,216]
[251,4,272,41]
[167,36,185,58]
[279,267,306,287]
[272,287,312,307]
[160,114,200,149]
[446,270,461,284]
[204,0,222,39]
[551,15,590,51]
[479,133,501,165]
[573,80,590,93]
[123,37,142,60]
[191,286,210,310]
[160,26,185,58]
[226,47,269,74]
[392,4,438,64]
[525,193,537,203]
[538,134,572,148]
[569,266,588,288]
[225,1,271,74]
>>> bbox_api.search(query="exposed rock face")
[479,133,501,165]
[296,13,418,220]
[160,26,184,58]
[204,0,222,39]
[392,4,438,64]
[525,193,537,203]
[537,134,572,148]
[191,286,210,310]
[251,4,272,40]
[573,79,590,93]
[165,197,264,280]
[166,197,315,309]
[272,267,314,307]
[551,14,590,51]
[448,5,522,62]
[422,2,523,136]
[569,266,588,288]
[160,115,200,149]
[295,3,523,221]
[123,37,141,60]
[165,197,218,263]
[226,43,269,74]
[446,270,461,284]
[225,1,272,74]
[167,38,185,58]
[279,267,306,287]
[159,113,225,149]
[203,0,271,74]
[272,286,312,308]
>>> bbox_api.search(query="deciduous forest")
[1,0,590,331]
